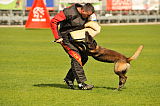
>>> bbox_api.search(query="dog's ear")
[84,31,97,50]
[85,31,94,43]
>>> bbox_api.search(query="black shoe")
[64,78,74,89]
[78,83,94,90]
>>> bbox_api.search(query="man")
[50,3,95,90]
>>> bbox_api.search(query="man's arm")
[50,11,66,41]
[88,13,97,21]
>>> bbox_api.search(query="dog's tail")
[127,45,144,62]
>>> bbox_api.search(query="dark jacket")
[50,3,88,40]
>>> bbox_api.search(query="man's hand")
[55,38,63,43]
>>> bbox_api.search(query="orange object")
[106,0,132,11]
[25,0,51,28]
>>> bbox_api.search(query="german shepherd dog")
[75,32,144,90]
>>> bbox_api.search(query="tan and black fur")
[82,32,144,90]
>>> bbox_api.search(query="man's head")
[81,3,95,18]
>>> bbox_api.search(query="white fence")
[97,10,160,23]
[0,10,160,25]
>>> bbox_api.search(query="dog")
[78,32,143,90]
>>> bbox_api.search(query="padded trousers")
[61,40,88,83]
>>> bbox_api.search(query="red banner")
[107,0,132,11]
[25,0,51,28]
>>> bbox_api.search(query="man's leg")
[64,55,87,84]
[64,49,88,89]
[65,49,93,90]
[62,41,93,90]
[64,42,88,81]
[64,68,75,89]
[71,57,87,83]
[65,68,75,81]
[77,50,94,90]
[62,41,86,88]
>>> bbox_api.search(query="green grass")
[0,25,160,106]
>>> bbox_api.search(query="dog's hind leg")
[117,73,127,90]
[114,62,130,90]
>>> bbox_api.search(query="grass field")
[0,25,160,106]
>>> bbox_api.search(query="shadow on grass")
[95,86,117,90]
[33,83,68,89]
[33,83,122,91]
